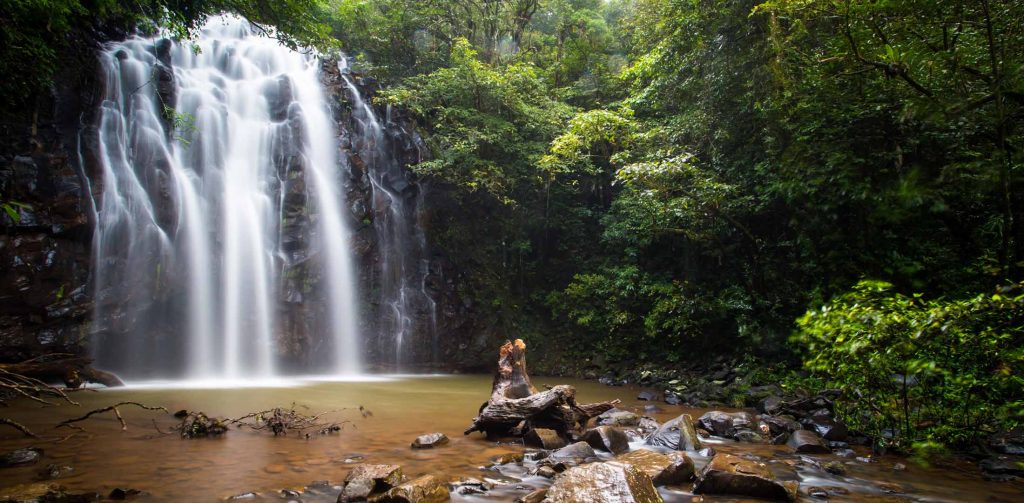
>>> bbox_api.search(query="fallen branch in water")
[0,417,38,438]
[56,401,168,431]
[229,404,349,437]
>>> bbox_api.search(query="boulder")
[339,464,403,502]
[411,433,449,449]
[693,454,797,501]
[525,428,567,450]
[371,474,449,503]
[0,448,41,468]
[637,391,658,401]
[733,429,765,443]
[664,392,681,406]
[615,449,695,486]
[550,441,599,466]
[760,415,802,437]
[645,414,702,451]
[545,462,662,503]
[597,410,640,427]
[805,417,848,441]
[582,426,630,455]
[787,430,830,454]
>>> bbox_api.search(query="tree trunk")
[465,339,619,438]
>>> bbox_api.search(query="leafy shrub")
[795,280,1024,450]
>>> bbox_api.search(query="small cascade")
[337,59,438,367]
[91,17,361,378]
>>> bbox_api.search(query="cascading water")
[91,17,361,379]
[336,59,438,367]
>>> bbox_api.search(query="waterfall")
[91,17,361,378]
[337,59,438,367]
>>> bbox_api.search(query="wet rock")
[642,405,662,414]
[536,466,557,478]
[989,429,1024,455]
[807,486,828,498]
[281,489,302,498]
[787,430,830,454]
[109,488,145,500]
[877,482,904,494]
[637,391,658,401]
[636,417,660,438]
[371,474,449,503]
[615,449,695,486]
[39,463,73,480]
[893,463,907,472]
[489,453,524,466]
[697,411,755,437]
[760,396,784,415]
[0,483,98,503]
[545,462,662,503]
[760,415,802,437]
[582,426,630,455]
[228,492,258,499]
[979,455,1024,478]
[550,442,599,466]
[823,461,846,475]
[663,392,681,406]
[411,433,449,449]
[733,429,765,443]
[517,488,547,503]
[596,410,640,427]
[0,448,41,468]
[339,464,402,502]
[834,448,856,458]
[806,417,848,441]
[451,478,490,496]
[645,414,702,451]
[693,454,797,501]
[525,428,566,450]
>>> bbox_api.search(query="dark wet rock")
[0,448,41,468]
[450,477,490,496]
[698,447,716,457]
[372,474,449,503]
[410,432,449,449]
[596,410,640,427]
[823,461,846,475]
[834,448,856,458]
[760,396,784,415]
[339,464,402,502]
[787,430,830,454]
[615,449,695,486]
[807,486,828,498]
[646,414,702,451]
[760,415,802,437]
[109,488,145,500]
[524,451,549,462]
[635,417,660,438]
[545,462,662,503]
[877,482,904,494]
[583,426,630,455]
[663,392,681,406]
[281,489,302,498]
[989,429,1024,455]
[697,411,755,437]
[805,417,848,441]
[637,391,658,401]
[979,455,1024,477]
[550,442,599,466]
[733,429,765,443]
[693,454,797,501]
[828,440,849,450]
[525,428,566,450]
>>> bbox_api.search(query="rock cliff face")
[0,41,486,372]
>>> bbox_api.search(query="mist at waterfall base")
[89,17,435,384]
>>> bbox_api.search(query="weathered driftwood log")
[465,339,619,438]
[0,354,124,388]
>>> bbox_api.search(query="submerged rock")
[525,428,567,450]
[645,414,702,451]
[693,454,797,501]
[637,391,658,401]
[411,433,449,449]
[787,430,830,454]
[582,426,630,455]
[545,462,662,503]
[615,449,694,486]
[371,474,449,503]
[0,448,41,468]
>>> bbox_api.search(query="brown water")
[0,375,1019,502]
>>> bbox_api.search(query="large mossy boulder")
[545,462,663,503]
[693,454,797,501]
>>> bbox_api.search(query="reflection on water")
[0,375,1020,502]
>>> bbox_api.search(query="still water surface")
[0,375,1019,502]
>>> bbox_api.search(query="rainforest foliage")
[3,0,1022,449]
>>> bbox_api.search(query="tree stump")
[464,339,619,438]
